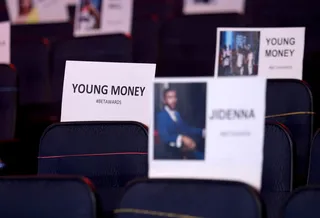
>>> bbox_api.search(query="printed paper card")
[74,0,133,37]
[65,0,77,5]
[0,21,10,64]
[214,27,305,79]
[149,77,266,190]
[183,0,246,15]
[6,0,69,25]
[61,61,156,126]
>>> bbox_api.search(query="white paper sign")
[74,0,133,37]
[0,21,10,64]
[214,27,305,79]
[6,0,69,25]
[183,0,246,15]
[149,77,266,190]
[61,61,156,126]
[65,0,77,5]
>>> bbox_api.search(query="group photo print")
[217,30,260,77]
[153,82,207,161]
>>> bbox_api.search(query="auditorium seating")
[132,0,177,63]
[1,0,320,217]
[38,121,148,217]
[115,179,263,218]
[11,39,51,106]
[283,186,320,218]
[132,19,161,63]
[133,0,178,20]
[306,129,320,185]
[11,22,73,42]
[0,176,98,218]
[266,79,314,187]
[262,122,293,218]
[12,39,53,139]
[0,64,17,141]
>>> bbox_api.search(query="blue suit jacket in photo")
[157,110,202,145]
[156,109,204,159]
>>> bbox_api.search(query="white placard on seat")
[149,77,266,190]
[183,0,246,15]
[6,0,69,25]
[61,61,156,126]
[65,0,77,5]
[0,21,10,64]
[214,27,305,79]
[73,0,133,37]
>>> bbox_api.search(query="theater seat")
[11,23,73,41]
[132,0,177,63]
[133,0,177,20]
[0,64,17,140]
[262,122,293,218]
[266,79,313,187]
[12,39,54,142]
[132,19,161,63]
[0,176,97,218]
[283,186,320,218]
[11,39,51,106]
[307,129,320,184]
[115,179,263,218]
[38,121,148,217]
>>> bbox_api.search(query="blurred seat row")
[1,175,320,218]
[0,116,318,217]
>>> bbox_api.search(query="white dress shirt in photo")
[164,106,205,148]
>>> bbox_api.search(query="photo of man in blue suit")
[155,87,205,160]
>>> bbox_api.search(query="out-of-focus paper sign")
[65,0,77,5]
[6,0,69,25]
[214,27,305,79]
[183,0,246,15]
[0,21,10,64]
[149,77,266,190]
[61,61,156,126]
[73,0,133,37]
